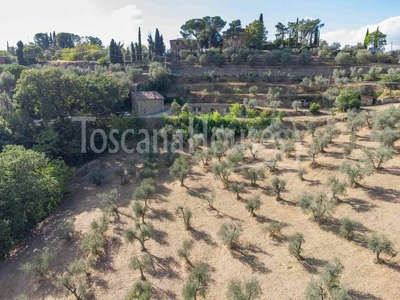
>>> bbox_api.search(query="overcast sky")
[1,0,399,50]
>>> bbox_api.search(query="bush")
[355,49,373,64]
[335,52,352,66]
[179,50,191,60]
[185,55,199,64]
[199,54,209,65]
[219,222,242,249]
[309,103,320,115]
[55,221,75,241]
[0,71,16,91]
[288,233,305,259]
[297,167,308,181]
[227,278,262,300]
[298,49,312,66]
[249,85,259,95]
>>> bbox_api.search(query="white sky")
[1,1,399,51]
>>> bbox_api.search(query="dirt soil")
[0,121,400,300]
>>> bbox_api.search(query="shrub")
[185,55,199,64]
[298,49,312,66]
[179,50,191,60]
[343,143,355,158]
[126,66,143,81]
[288,233,305,259]
[125,222,154,251]
[227,278,262,300]
[219,222,242,249]
[97,57,108,66]
[299,77,314,92]
[367,233,396,263]
[89,168,104,186]
[182,263,211,300]
[262,223,284,239]
[176,206,193,230]
[355,49,372,63]
[270,176,286,201]
[199,54,209,65]
[233,87,242,95]
[246,195,262,217]
[55,221,75,241]
[129,253,154,280]
[20,250,53,278]
[249,85,259,95]
[298,192,337,223]
[292,100,302,112]
[0,71,16,91]
[247,54,256,67]
[339,218,360,240]
[335,52,352,66]
[178,239,194,267]
[309,103,320,115]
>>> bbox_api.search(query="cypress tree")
[16,41,28,66]
[148,33,155,58]
[49,32,53,46]
[138,27,142,62]
[155,29,160,56]
[364,28,369,49]
[135,42,140,63]
[131,42,136,63]
[259,13,264,23]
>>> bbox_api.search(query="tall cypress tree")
[135,42,140,63]
[16,41,28,66]
[259,13,264,23]
[364,28,369,49]
[148,33,155,58]
[130,42,136,63]
[138,27,142,62]
[155,29,161,56]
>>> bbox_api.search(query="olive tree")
[265,153,283,173]
[327,176,347,201]
[339,218,360,240]
[124,280,152,300]
[133,179,156,209]
[246,195,262,217]
[129,253,154,280]
[304,258,349,300]
[297,166,308,181]
[229,182,245,200]
[227,278,262,300]
[298,192,337,224]
[176,206,193,230]
[288,233,305,260]
[57,261,91,300]
[20,250,53,279]
[170,155,192,186]
[132,201,147,224]
[195,148,213,166]
[262,223,284,239]
[55,221,75,241]
[218,222,243,249]
[339,161,370,187]
[212,161,232,185]
[178,239,194,267]
[292,100,302,113]
[125,222,155,251]
[270,176,286,201]
[182,263,211,300]
[367,233,397,263]
[242,167,266,186]
[362,146,394,170]
[324,121,341,143]
[306,122,318,137]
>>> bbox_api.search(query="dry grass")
[0,123,400,300]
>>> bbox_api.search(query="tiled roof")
[132,91,164,100]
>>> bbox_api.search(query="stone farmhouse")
[131,91,165,116]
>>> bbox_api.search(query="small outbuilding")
[130,91,165,116]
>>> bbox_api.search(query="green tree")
[125,222,155,251]
[138,27,143,61]
[288,233,305,260]
[298,192,338,223]
[23,45,44,64]
[227,278,262,300]
[170,155,191,186]
[244,20,267,49]
[16,41,28,66]
[176,206,193,230]
[335,89,361,113]
[219,222,242,249]
[270,176,286,201]
[20,250,53,278]
[124,280,152,300]
[178,239,194,267]
[129,253,154,281]
[367,233,396,263]
[365,27,387,52]
[182,263,211,300]
[246,195,262,217]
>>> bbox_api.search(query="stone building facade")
[131,91,165,116]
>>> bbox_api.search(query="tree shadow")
[186,186,211,199]
[278,198,297,207]
[149,254,180,279]
[152,284,178,300]
[362,185,400,203]
[382,260,400,272]
[343,198,377,213]
[149,208,175,222]
[348,290,382,300]
[231,244,271,274]
[189,228,217,247]
[382,167,400,177]
[152,228,169,246]
[304,178,321,187]
[301,256,328,274]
